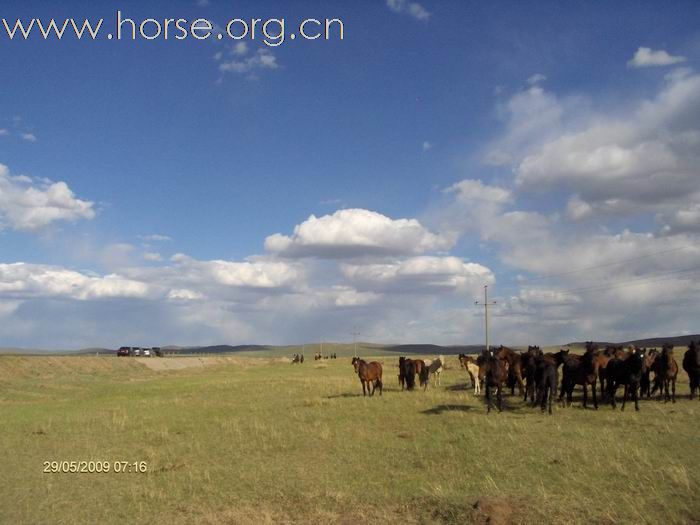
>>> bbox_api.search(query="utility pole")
[351,330,360,357]
[475,285,497,352]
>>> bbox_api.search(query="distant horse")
[494,346,525,396]
[459,354,481,395]
[606,347,644,411]
[559,342,599,409]
[291,353,301,364]
[682,341,700,400]
[651,344,678,403]
[352,357,383,396]
[477,349,508,413]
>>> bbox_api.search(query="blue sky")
[1,0,700,348]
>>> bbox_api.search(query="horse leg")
[486,384,491,414]
[582,383,588,409]
[610,382,617,410]
[634,382,640,411]
[497,384,503,413]
[621,384,627,411]
[540,383,547,413]
[671,378,676,403]
[593,380,598,410]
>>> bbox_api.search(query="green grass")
[0,355,698,524]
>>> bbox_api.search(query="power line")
[516,246,690,283]
[549,263,700,296]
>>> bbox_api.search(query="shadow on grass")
[445,383,472,392]
[421,404,473,415]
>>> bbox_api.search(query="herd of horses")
[348,341,700,415]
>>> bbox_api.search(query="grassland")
[0,353,698,524]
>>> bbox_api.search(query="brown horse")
[651,344,678,403]
[477,349,509,413]
[559,342,600,409]
[640,348,658,398]
[352,357,383,396]
[494,346,525,396]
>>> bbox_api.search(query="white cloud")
[386,0,431,21]
[0,263,151,301]
[138,234,171,242]
[342,256,493,294]
[21,132,37,142]
[232,41,248,56]
[484,85,578,166]
[628,47,686,68]
[167,254,301,290]
[422,141,433,151]
[219,48,279,77]
[265,208,453,258]
[0,164,95,231]
[527,73,546,85]
[511,70,700,224]
[445,179,512,205]
[0,129,9,136]
[167,288,204,301]
[143,252,163,262]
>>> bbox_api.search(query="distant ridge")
[568,334,700,348]
[381,344,483,355]
[2,334,698,356]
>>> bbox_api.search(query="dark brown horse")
[682,341,700,400]
[522,345,543,404]
[535,350,568,414]
[606,346,644,411]
[651,344,678,403]
[477,349,509,413]
[403,358,417,390]
[494,346,525,396]
[559,342,600,409]
[352,357,383,396]
[597,345,625,400]
[398,356,407,389]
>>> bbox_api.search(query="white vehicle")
[142,349,151,357]
[133,347,142,356]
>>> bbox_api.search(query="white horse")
[423,355,444,389]
[459,355,481,395]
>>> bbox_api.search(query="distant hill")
[568,334,700,348]
[381,344,484,355]
[3,334,698,356]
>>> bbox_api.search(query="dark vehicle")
[117,346,131,357]
[152,347,163,357]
